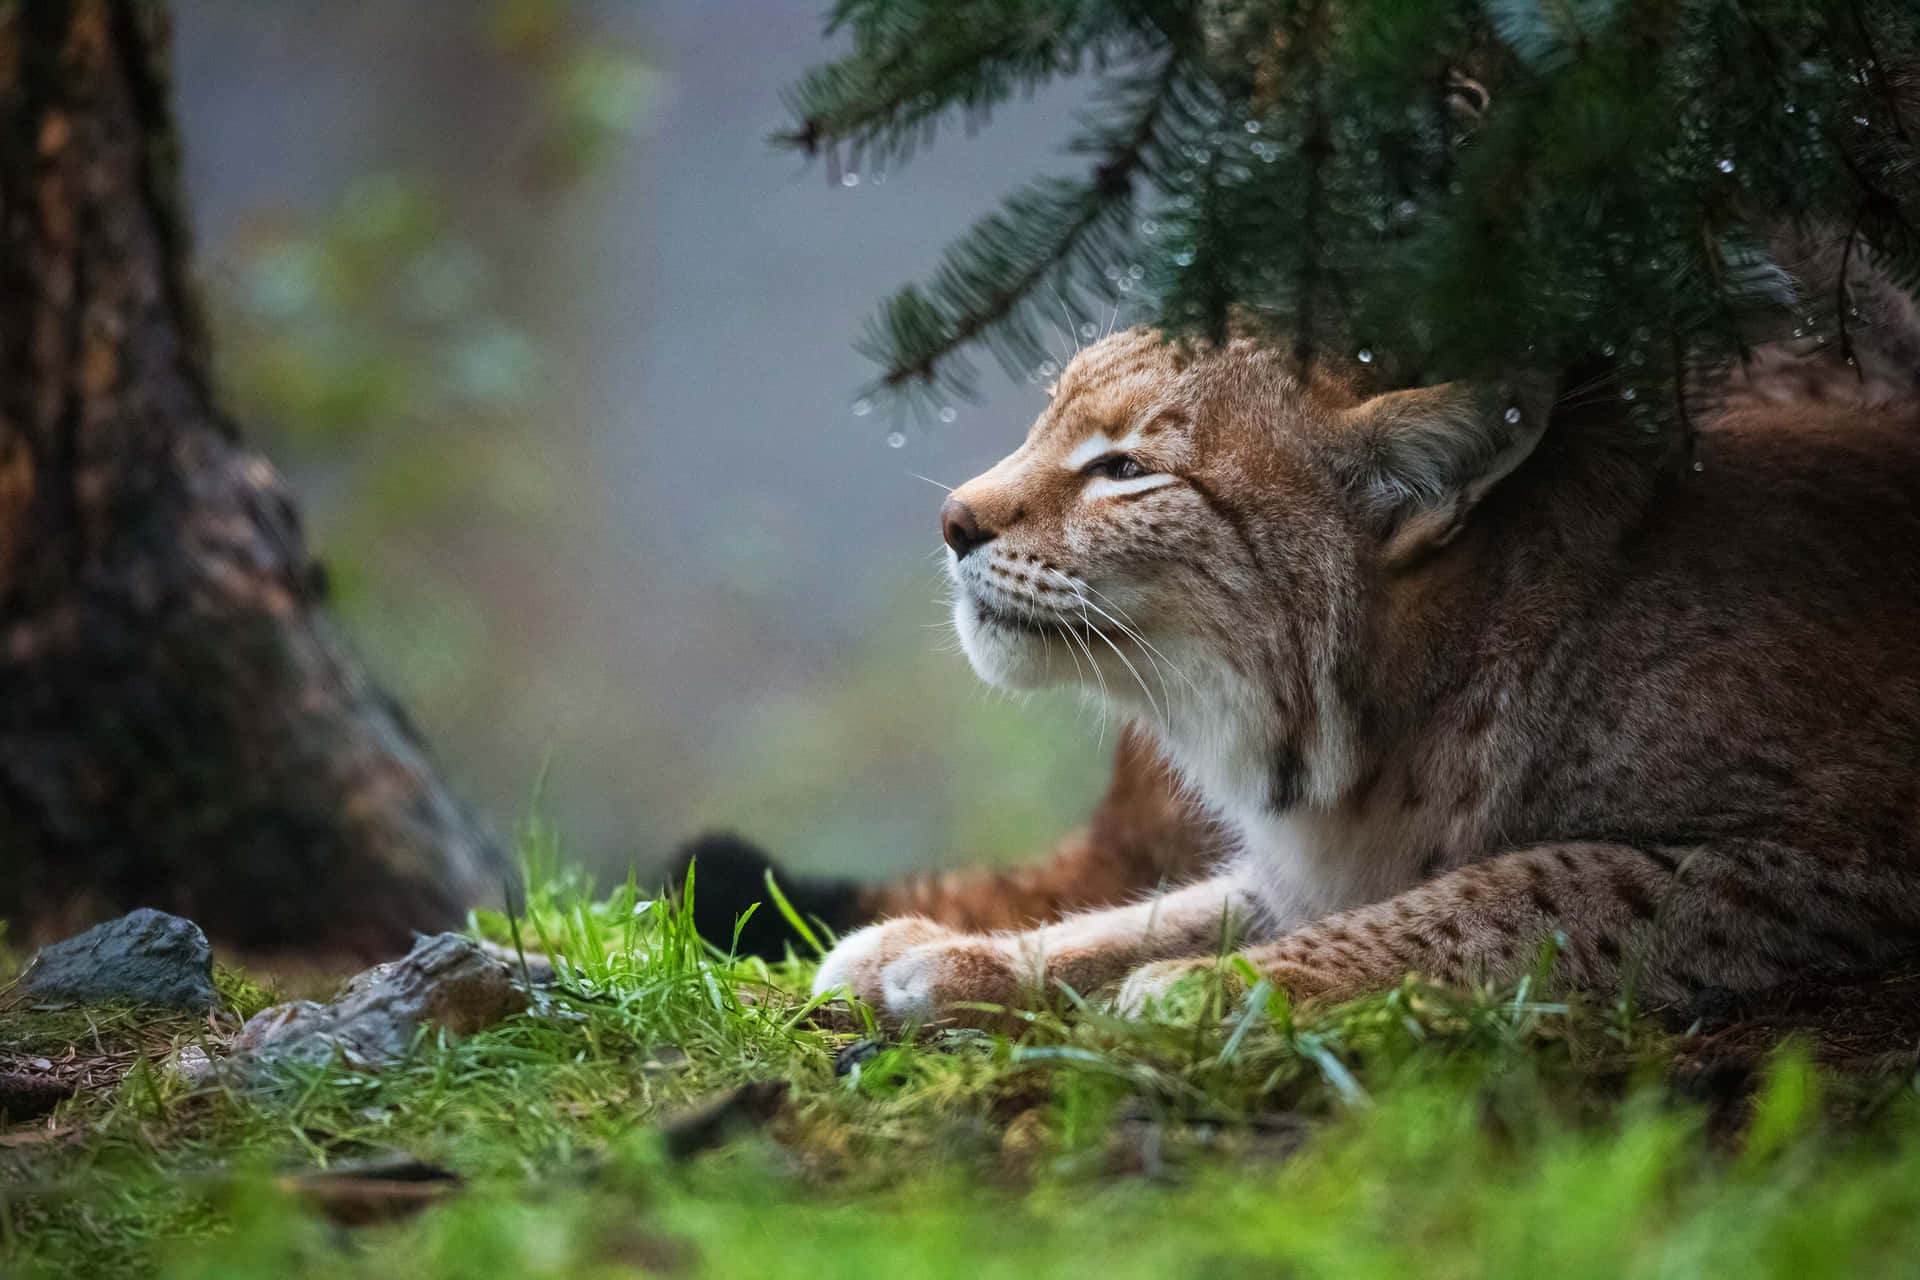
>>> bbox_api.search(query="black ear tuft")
[667,831,866,959]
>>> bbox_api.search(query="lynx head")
[940,327,1550,811]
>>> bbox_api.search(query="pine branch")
[791,0,1920,428]
[855,48,1197,404]
[773,0,1157,173]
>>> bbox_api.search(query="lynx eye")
[1083,453,1148,482]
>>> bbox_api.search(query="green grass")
[5,844,1920,1278]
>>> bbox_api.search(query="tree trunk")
[0,1,508,958]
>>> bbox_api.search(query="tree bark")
[0,1,508,957]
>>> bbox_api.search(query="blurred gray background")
[171,1,1111,882]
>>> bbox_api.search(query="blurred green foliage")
[206,0,654,633]
[219,175,535,455]
[211,170,550,693]
[491,0,663,185]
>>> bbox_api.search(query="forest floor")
[8,837,1920,1278]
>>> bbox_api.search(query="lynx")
[808,327,1920,1023]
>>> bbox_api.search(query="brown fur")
[814,324,1920,1024]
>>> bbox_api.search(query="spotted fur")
[814,325,1920,1024]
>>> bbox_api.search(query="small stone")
[278,1155,462,1226]
[659,1081,790,1160]
[0,1073,72,1122]
[13,909,215,1012]
[642,1045,689,1076]
[833,1037,885,1078]
[230,933,528,1081]
[169,1045,214,1086]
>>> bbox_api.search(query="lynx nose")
[941,495,994,559]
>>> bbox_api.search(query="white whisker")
[1074,594,1166,731]
[1074,591,1174,714]
[1046,568,1201,703]
[1049,284,1084,355]
[1045,610,1085,685]
[1045,311,1073,365]
[1058,607,1110,741]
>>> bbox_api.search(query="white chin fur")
[953,596,1056,690]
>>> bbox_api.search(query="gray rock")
[13,908,215,1012]
[231,932,528,1077]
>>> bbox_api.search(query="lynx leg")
[1117,840,1920,1015]
[813,875,1260,1025]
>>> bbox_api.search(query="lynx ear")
[1336,376,1554,563]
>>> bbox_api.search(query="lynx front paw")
[812,917,956,1008]
[813,919,1029,1024]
